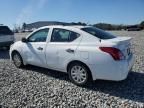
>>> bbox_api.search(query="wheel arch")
[11,50,26,65]
[67,60,93,80]
[11,50,23,59]
[11,50,20,56]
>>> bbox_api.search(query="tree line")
[71,21,144,30]
[14,21,144,32]
[68,21,144,30]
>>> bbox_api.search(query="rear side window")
[0,26,13,35]
[81,27,116,40]
[51,28,80,42]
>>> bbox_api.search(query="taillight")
[99,47,125,60]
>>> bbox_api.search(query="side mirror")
[21,37,27,43]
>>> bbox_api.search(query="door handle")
[37,47,43,50]
[66,49,75,53]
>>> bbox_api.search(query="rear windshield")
[81,27,116,40]
[0,26,13,35]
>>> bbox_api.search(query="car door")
[22,28,49,67]
[45,28,81,71]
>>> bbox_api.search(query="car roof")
[39,25,89,30]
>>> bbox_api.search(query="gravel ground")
[0,31,144,108]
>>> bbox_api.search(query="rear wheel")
[12,52,24,68]
[68,62,91,86]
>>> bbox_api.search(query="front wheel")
[68,63,91,86]
[12,52,24,68]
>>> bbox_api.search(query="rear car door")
[45,28,81,71]
[22,28,49,67]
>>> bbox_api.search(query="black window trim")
[50,28,80,43]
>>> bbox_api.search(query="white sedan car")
[10,26,134,85]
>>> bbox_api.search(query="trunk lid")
[108,37,132,59]
[0,26,14,42]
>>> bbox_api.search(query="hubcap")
[13,54,21,67]
[71,65,87,84]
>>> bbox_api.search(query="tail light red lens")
[99,47,124,60]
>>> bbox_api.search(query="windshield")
[81,27,116,40]
[0,26,13,35]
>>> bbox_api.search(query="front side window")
[28,29,49,42]
[51,28,80,42]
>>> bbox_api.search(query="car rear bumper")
[0,41,14,47]
[89,54,134,81]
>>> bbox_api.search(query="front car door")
[45,28,81,71]
[22,28,49,67]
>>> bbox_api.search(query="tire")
[12,52,24,68]
[68,62,92,86]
